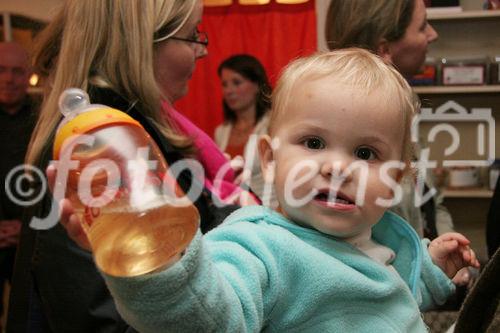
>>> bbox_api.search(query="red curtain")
[174,0,317,138]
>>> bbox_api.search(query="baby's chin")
[318,227,365,240]
[314,218,377,239]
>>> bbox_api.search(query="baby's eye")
[303,137,325,150]
[355,147,377,160]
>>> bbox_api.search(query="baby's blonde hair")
[270,48,418,165]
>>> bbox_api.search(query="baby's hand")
[428,232,480,280]
[47,165,92,251]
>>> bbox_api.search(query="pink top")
[162,102,245,203]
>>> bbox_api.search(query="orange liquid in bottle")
[82,203,199,277]
[56,89,200,277]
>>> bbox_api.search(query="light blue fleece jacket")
[105,206,455,333]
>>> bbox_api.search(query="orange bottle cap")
[53,107,142,159]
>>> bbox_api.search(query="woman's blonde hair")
[270,48,419,165]
[325,0,415,51]
[26,0,197,165]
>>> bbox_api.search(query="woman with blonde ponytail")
[8,1,244,331]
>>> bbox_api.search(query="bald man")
[0,42,37,330]
[0,42,32,114]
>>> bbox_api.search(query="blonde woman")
[326,0,438,78]
[7,0,245,331]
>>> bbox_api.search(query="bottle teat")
[58,88,91,119]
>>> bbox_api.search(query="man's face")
[0,44,31,111]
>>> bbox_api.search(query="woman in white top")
[215,54,275,206]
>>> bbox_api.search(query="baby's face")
[264,77,405,238]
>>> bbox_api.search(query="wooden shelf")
[427,9,500,21]
[443,188,493,198]
[413,85,500,94]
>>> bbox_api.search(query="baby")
[100,49,479,332]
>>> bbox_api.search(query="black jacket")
[487,176,500,258]
[7,88,235,333]
[454,247,500,333]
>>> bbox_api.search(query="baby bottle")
[53,88,199,277]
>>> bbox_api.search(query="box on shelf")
[441,57,490,86]
[408,59,438,86]
[491,56,500,84]
[447,166,481,189]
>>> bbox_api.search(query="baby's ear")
[258,135,276,183]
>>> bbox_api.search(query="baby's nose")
[319,159,353,183]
